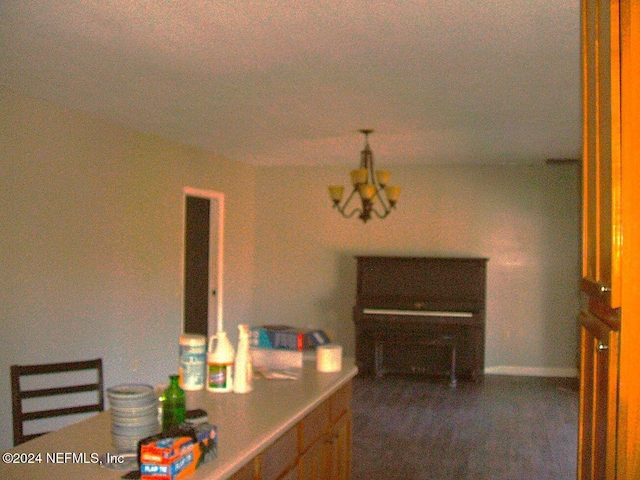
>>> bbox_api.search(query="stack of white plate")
[107,384,159,452]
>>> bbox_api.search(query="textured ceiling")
[0,1,581,166]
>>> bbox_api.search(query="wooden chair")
[10,358,104,446]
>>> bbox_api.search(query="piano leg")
[374,341,384,377]
[449,341,457,388]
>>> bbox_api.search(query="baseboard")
[484,365,579,378]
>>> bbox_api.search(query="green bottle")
[162,374,185,430]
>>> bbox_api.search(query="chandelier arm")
[341,187,359,210]
[366,145,392,212]
[339,208,363,219]
[335,187,363,219]
[371,185,391,211]
[369,204,392,219]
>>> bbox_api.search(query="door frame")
[182,187,225,335]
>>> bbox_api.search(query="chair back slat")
[10,358,104,446]
[21,382,102,399]
[22,404,103,421]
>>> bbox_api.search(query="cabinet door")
[328,412,352,480]
[298,434,328,480]
[581,0,622,308]
[300,398,330,455]
[578,311,619,480]
[260,427,298,480]
[279,465,299,480]
[228,460,256,480]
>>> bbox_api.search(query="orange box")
[139,424,217,480]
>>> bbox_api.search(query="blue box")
[250,326,330,350]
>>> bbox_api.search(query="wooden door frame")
[617,0,640,475]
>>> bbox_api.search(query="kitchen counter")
[1,358,358,480]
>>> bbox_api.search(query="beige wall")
[0,88,581,450]
[0,89,257,450]
[252,163,581,373]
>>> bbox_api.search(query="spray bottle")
[207,330,235,393]
[233,324,253,393]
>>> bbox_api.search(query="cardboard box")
[139,423,217,480]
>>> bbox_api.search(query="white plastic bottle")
[233,324,253,393]
[179,334,206,391]
[207,331,235,393]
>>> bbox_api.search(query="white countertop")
[1,358,358,480]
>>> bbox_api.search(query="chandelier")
[328,129,400,223]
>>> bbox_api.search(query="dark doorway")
[183,195,210,338]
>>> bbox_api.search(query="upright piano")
[353,256,488,383]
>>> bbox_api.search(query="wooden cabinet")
[326,412,352,480]
[299,382,352,480]
[229,461,256,480]
[298,436,326,480]
[578,311,619,479]
[579,0,640,478]
[581,0,622,310]
[230,381,352,480]
[298,395,331,480]
[260,427,298,480]
[328,380,353,479]
[298,414,352,480]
